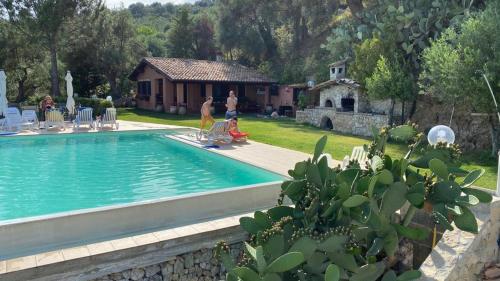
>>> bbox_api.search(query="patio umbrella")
[0,70,7,117]
[65,71,75,115]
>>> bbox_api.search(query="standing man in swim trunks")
[225,90,238,120]
[200,96,215,132]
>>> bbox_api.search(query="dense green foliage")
[420,1,500,154]
[326,0,486,119]
[216,126,491,280]
[366,57,414,125]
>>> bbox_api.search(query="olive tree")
[420,0,500,155]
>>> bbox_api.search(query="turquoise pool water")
[0,131,283,221]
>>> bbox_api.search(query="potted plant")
[178,103,187,115]
[169,103,177,114]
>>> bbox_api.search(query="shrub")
[216,124,491,281]
[76,98,113,117]
[297,91,311,110]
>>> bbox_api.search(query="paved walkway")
[168,133,315,176]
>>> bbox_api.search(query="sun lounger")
[21,110,39,129]
[204,121,232,144]
[98,108,119,130]
[341,146,369,169]
[73,108,94,130]
[45,110,65,130]
[5,107,34,131]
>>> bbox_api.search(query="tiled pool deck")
[0,120,339,280]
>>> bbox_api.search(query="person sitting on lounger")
[39,95,55,121]
[228,117,248,142]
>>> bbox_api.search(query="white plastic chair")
[5,107,34,131]
[21,110,39,129]
[342,146,369,169]
[45,110,65,130]
[99,108,119,130]
[73,108,94,130]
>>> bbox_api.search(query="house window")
[338,68,343,74]
[137,81,151,100]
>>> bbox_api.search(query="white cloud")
[105,0,193,9]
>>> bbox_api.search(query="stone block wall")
[333,112,389,136]
[295,108,389,137]
[295,109,313,124]
[419,197,500,281]
[411,95,492,151]
[92,243,243,281]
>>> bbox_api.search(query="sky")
[105,0,193,9]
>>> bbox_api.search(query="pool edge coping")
[0,210,253,278]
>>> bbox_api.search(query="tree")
[0,18,46,102]
[166,7,195,58]
[95,9,145,99]
[350,37,394,88]
[420,0,500,155]
[193,15,216,60]
[324,0,484,116]
[366,56,414,125]
[1,0,102,97]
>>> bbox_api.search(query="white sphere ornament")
[428,125,455,145]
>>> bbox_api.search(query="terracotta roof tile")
[130,57,276,84]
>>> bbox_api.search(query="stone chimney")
[330,60,347,80]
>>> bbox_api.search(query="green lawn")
[118,108,497,190]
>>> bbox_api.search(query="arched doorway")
[325,99,333,107]
[320,116,333,130]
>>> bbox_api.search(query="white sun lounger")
[5,107,34,131]
[203,121,232,144]
[341,146,369,169]
[21,109,39,129]
[45,110,65,130]
[73,108,94,130]
[98,108,119,130]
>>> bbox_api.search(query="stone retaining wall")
[296,108,389,137]
[419,197,500,281]
[92,243,243,281]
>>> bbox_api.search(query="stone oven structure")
[295,60,393,137]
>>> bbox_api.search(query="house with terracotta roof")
[129,57,279,114]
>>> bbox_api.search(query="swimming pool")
[0,130,283,222]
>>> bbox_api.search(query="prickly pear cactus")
[216,125,491,281]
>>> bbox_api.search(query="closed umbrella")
[65,71,75,115]
[0,70,7,117]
